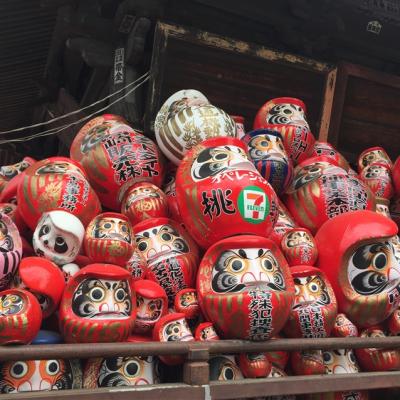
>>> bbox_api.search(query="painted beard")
[212,248,286,293]
[72,278,132,319]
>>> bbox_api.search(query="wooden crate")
[145,22,337,141]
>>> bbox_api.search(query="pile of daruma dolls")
[0,89,399,399]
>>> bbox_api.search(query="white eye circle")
[115,288,126,302]
[124,360,140,377]
[46,360,60,376]
[90,287,105,302]
[309,283,319,293]
[323,352,333,364]
[10,362,28,378]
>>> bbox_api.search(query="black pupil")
[261,141,269,147]
[323,353,331,362]
[375,254,387,269]
[43,225,50,234]
[126,362,139,376]
[104,223,112,229]
[215,153,227,160]
[13,364,24,376]
[264,260,273,270]
[92,289,103,300]
[49,362,58,373]
[116,289,125,301]
[162,233,172,241]
[121,226,127,232]
[56,237,65,245]
[138,242,147,251]
[224,368,234,380]
[284,109,292,114]
[232,260,242,271]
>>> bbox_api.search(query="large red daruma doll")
[176,137,278,249]
[253,97,315,164]
[17,157,101,230]
[284,156,375,234]
[59,264,136,343]
[316,210,400,328]
[197,235,295,340]
[71,122,164,211]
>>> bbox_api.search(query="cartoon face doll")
[316,210,400,327]
[84,213,134,267]
[253,97,315,164]
[176,136,278,249]
[209,355,243,381]
[153,313,194,365]
[197,235,295,340]
[0,213,22,290]
[355,325,400,371]
[132,280,168,335]
[358,146,392,173]
[12,257,65,319]
[284,156,375,234]
[243,129,293,194]
[120,182,169,226]
[322,349,360,374]
[283,266,337,338]
[0,359,82,392]
[134,217,199,306]
[33,210,84,266]
[281,228,318,266]
[174,288,200,320]
[59,264,136,343]
[0,289,42,345]
[83,356,155,388]
[195,322,220,341]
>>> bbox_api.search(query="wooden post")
[183,346,210,386]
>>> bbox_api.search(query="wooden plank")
[318,66,337,141]
[2,337,400,361]
[210,371,400,399]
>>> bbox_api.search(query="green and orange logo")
[238,186,269,224]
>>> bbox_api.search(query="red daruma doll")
[133,217,199,306]
[197,235,295,340]
[59,264,136,343]
[176,136,278,249]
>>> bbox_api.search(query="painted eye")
[124,360,140,377]
[260,140,269,147]
[309,282,320,293]
[348,351,356,364]
[230,259,244,272]
[46,360,60,376]
[115,288,126,302]
[54,236,68,254]
[39,224,50,236]
[323,352,333,364]
[221,366,235,380]
[161,233,172,241]
[214,152,228,161]
[121,225,128,233]
[90,287,105,302]
[2,299,10,307]
[10,362,28,378]
[137,241,147,252]
[210,162,222,172]
[373,252,387,270]
[262,259,274,271]
[103,222,112,229]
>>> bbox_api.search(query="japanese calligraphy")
[201,189,235,220]
[248,289,273,340]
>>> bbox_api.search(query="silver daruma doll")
[176,136,278,249]
[197,235,295,340]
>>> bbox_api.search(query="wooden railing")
[2,337,400,399]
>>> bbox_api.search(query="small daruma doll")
[0,288,42,345]
[84,213,134,267]
[332,313,358,338]
[360,163,394,200]
[174,288,200,320]
[176,136,279,249]
[197,235,295,340]
[83,356,156,388]
[355,325,400,371]
[59,264,136,343]
[153,313,194,365]
[120,182,168,226]
[0,213,22,290]
[243,129,293,194]
[132,280,168,335]
[33,210,84,266]
[237,353,271,378]
[134,217,199,306]
[316,210,400,328]
[253,97,315,164]
[195,322,220,341]
[358,146,392,173]
[12,257,65,319]
[284,266,337,338]
[281,228,318,266]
